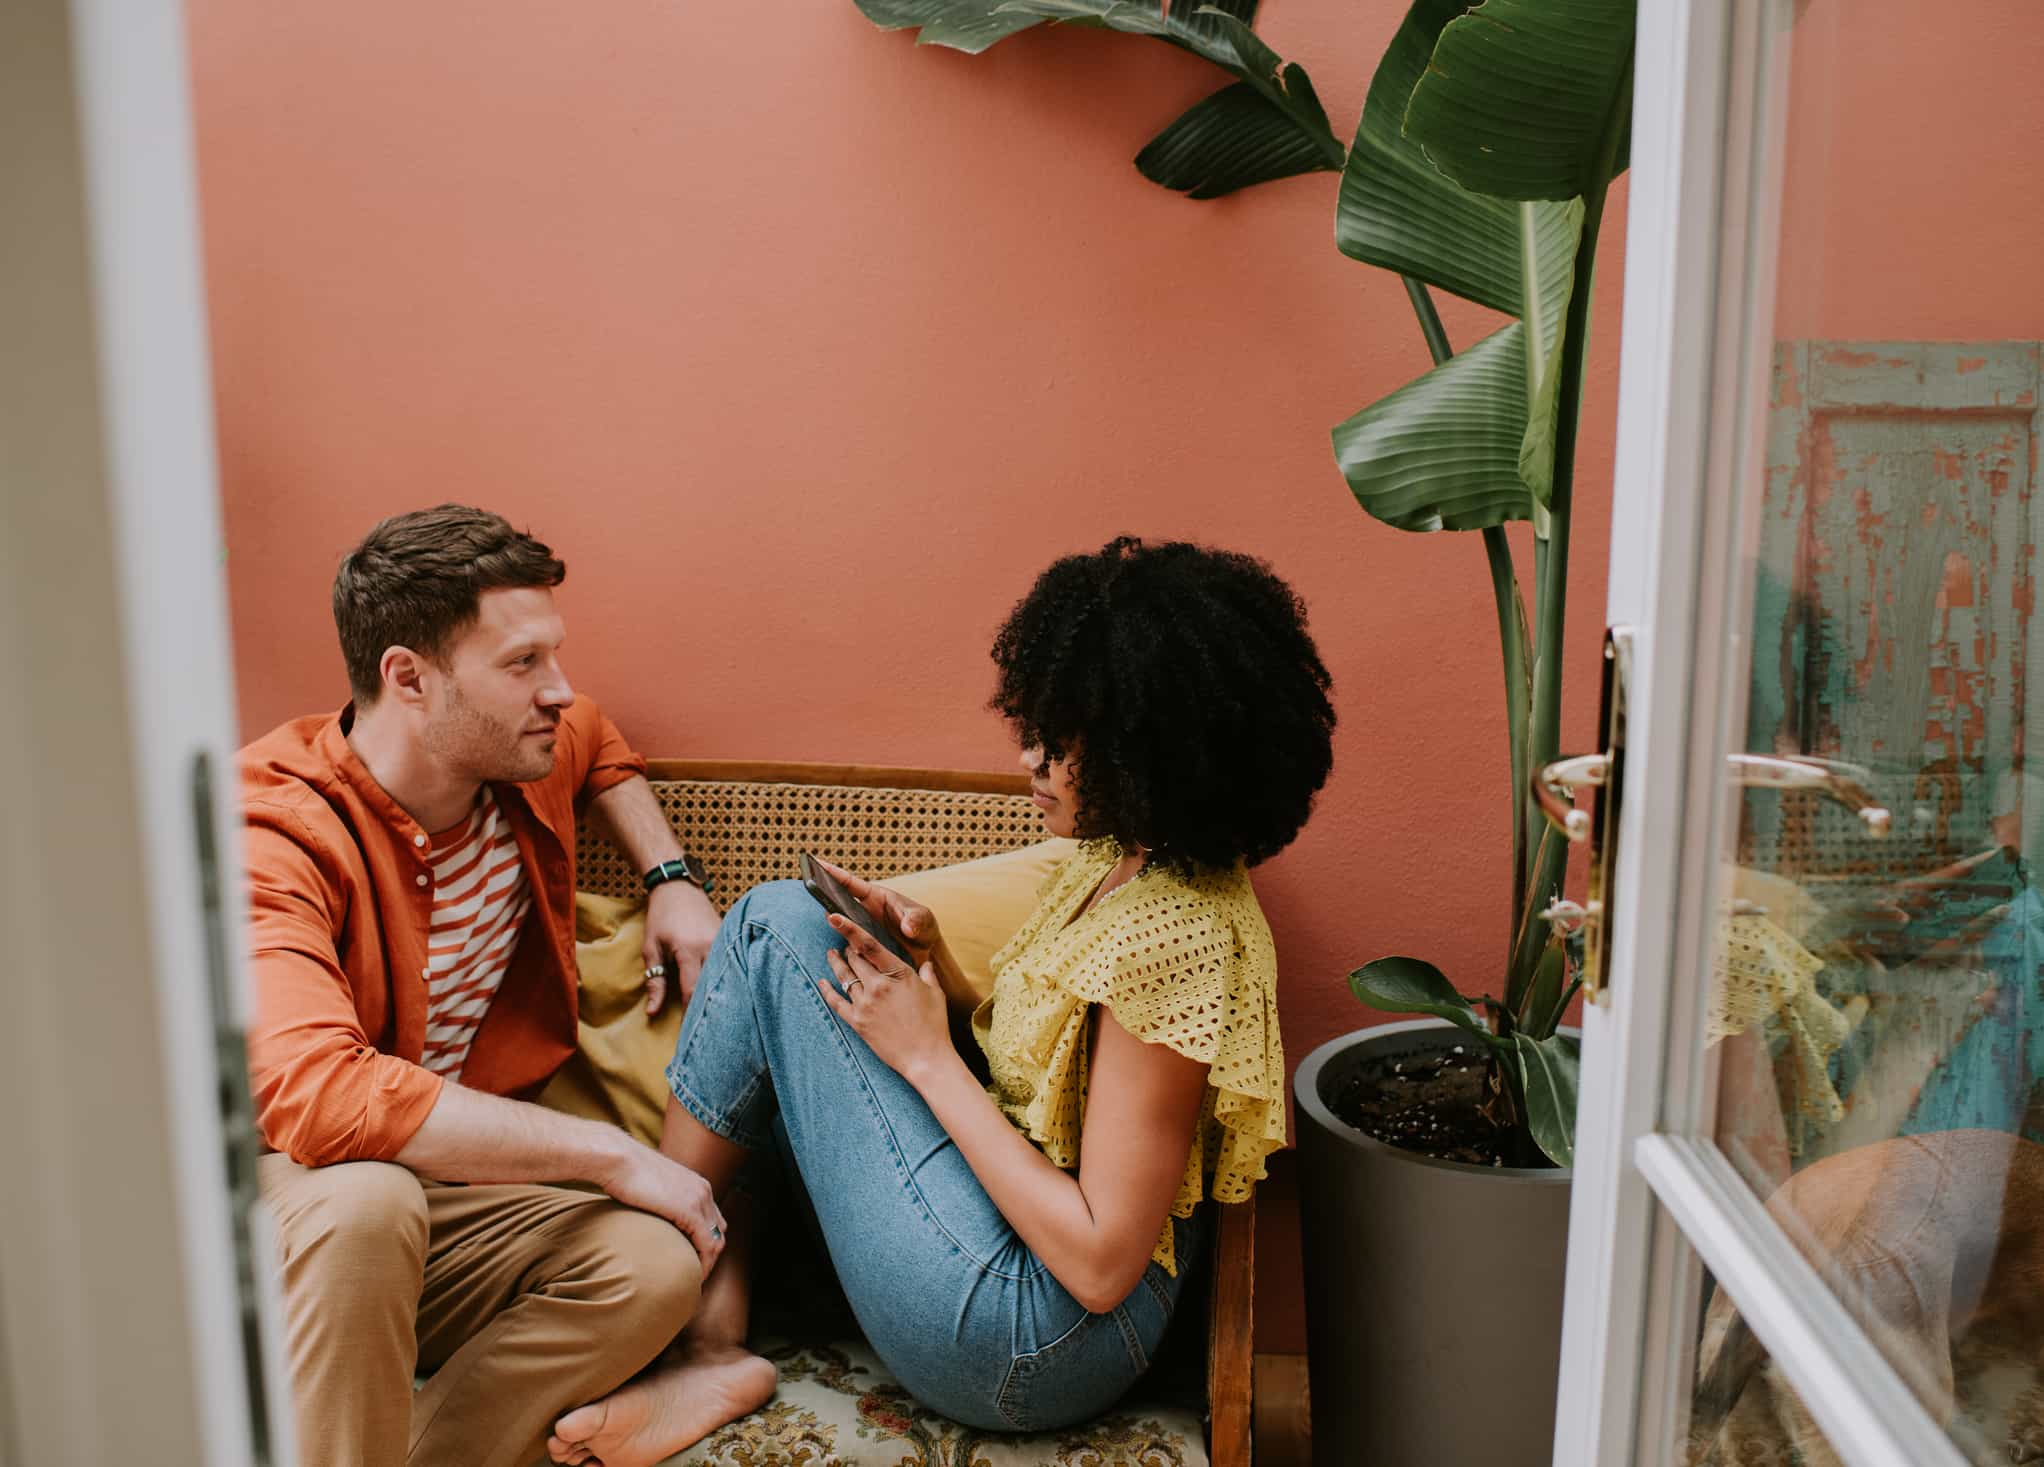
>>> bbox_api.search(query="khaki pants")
[260,1156,701,1467]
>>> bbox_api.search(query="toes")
[554,1401,607,1445]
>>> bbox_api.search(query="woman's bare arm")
[819,920,1208,1313]
[911,1008,1208,1311]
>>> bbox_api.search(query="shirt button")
[420,967,429,980]
[413,834,427,848]
[415,874,429,888]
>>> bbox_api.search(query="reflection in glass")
[1688,2,2044,1458]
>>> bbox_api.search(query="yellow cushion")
[538,892,677,1147]
[887,839,1078,1000]
[542,842,1076,1144]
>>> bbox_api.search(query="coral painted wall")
[187,0,1622,1076]
[1772,0,2044,344]
[184,2,1625,1348]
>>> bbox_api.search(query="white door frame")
[1554,3,1970,1464]
[0,3,286,1464]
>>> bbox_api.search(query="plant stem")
[1526,193,1603,797]
[1401,276,1453,366]
[1487,531,1531,932]
[1399,275,1534,954]
[1518,59,1632,988]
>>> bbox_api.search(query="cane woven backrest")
[575,760,1045,908]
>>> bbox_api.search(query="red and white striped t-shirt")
[420,787,533,1080]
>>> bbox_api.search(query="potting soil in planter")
[1326,1043,1521,1166]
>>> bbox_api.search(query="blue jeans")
[664,881,1203,1431]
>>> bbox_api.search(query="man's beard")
[425,677,556,783]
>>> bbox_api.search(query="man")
[241,505,726,1467]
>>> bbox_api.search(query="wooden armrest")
[1206,1196,1255,1467]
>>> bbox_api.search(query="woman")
[549,537,1336,1466]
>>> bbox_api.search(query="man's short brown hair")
[333,505,566,703]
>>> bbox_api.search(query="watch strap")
[643,855,714,895]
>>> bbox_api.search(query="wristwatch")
[643,853,714,896]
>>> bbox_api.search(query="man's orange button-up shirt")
[238,696,645,1167]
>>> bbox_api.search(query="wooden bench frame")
[620,759,1255,1467]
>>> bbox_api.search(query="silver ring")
[846,978,864,997]
[645,963,666,979]
[710,1225,723,1241]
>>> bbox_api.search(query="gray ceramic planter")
[1294,1018,1572,1467]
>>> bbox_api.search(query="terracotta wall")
[187,0,1624,1078]
[185,1,1625,1351]
[1773,1,2044,343]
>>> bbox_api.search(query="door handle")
[1522,628,1631,1004]
[1722,754,1893,836]
[1531,753,1610,843]
[1533,752,1892,845]
[1527,631,1892,1007]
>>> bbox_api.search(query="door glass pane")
[1703,3,2044,1461]
[1687,1270,1860,1467]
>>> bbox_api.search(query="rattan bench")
[576,760,1254,1467]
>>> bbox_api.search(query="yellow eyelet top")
[971,838,1285,1274]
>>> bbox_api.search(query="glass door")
[1556,2,2044,1465]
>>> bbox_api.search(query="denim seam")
[1110,1304,1149,1374]
[664,928,777,1147]
[995,1365,1027,1431]
[666,1071,773,1152]
[1141,1268,1173,1315]
[995,1361,1030,1431]
[995,1310,1094,1431]
[749,915,1036,1284]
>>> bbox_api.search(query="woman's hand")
[811,856,944,969]
[818,913,955,1086]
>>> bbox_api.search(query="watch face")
[683,853,708,885]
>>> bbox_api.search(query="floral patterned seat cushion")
[654,1333,1208,1467]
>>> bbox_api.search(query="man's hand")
[394,1082,727,1270]
[644,879,721,1014]
[599,1141,728,1274]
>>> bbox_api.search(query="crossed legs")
[547,1102,778,1467]
[260,1154,701,1467]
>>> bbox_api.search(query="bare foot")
[547,1341,777,1467]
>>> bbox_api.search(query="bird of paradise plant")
[855,0,1638,1166]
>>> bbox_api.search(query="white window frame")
[0,3,286,1464]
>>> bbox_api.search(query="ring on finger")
[645,963,666,979]
[846,978,864,997]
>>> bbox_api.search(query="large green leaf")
[856,1,1340,196]
[996,0,1257,64]
[856,0,1268,57]
[1335,0,1587,508]
[854,0,1046,52]
[1404,0,1636,202]
[1348,956,1501,1047]
[1002,2,1343,194]
[1332,323,1536,532]
[1337,0,1579,320]
[1513,1031,1579,1168]
[1136,74,1338,196]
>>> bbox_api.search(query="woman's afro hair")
[990,537,1335,876]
